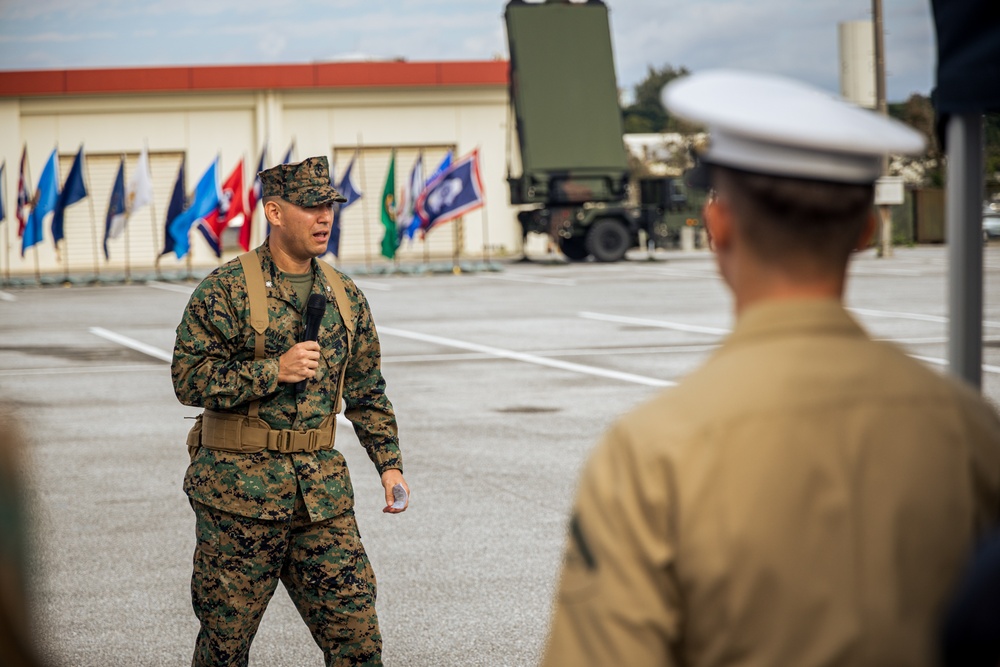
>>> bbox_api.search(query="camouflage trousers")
[189,495,381,667]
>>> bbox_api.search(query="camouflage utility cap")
[259,156,347,207]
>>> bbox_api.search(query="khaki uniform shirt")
[172,241,402,522]
[543,299,1000,667]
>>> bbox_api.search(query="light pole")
[873,0,893,258]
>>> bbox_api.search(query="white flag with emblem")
[126,144,153,217]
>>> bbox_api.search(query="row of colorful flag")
[0,143,485,263]
[375,148,486,260]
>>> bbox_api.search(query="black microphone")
[295,294,327,394]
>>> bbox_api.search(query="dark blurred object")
[930,0,1000,388]
[931,0,1000,115]
[0,411,48,667]
[940,528,1000,667]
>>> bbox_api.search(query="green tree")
[985,113,1000,200]
[889,95,1000,195]
[889,94,943,186]
[622,65,690,133]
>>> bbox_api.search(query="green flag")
[380,150,397,259]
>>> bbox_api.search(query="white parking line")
[383,344,721,364]
[354,280,392,292]
[89,327,172,363]
[147,281,195,295]
[579,311,731,336]
[479,273,577,287]
[0,291,16,302]
[578,311,1000,375]
[848,307,1000,329]
[638,268,720,279]
[910,355,1000,375]
[379,326,674,387]
[850,268,925,276]
[0,364,166,378]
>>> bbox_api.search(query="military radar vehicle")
[505,0,699,262]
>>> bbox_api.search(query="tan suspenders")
[190,251,357,456]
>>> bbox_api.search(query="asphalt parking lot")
[2,244,1000,666]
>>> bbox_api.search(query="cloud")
[0,0,935,100]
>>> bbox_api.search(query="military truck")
[504,0,700,262]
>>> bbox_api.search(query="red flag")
[241,147,266,251]
[16,146,31,237]
[197,159,246,256]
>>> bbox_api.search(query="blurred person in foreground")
[540,70,1000,667]
[172,156,408,666]
[0,411,48,667]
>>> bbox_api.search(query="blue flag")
[0,161,5,223]
[52,145,88,245]
[398,153,423,243]
[169,158,220,259]
[426,150,453,186]
[160,158,187,257]
[22,149,59,257]
[102,158,126,260]
[407,151,451,239]
[415,149,485,234]
[329,154,362,257]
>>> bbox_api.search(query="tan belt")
[192,410,337,454]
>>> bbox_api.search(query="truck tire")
[559,236,589,261]
[586,218,631,262]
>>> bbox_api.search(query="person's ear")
[264,200,282,228]
[703,192,733,252]
[855,210,878,251]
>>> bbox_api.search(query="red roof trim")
[0,60,509,97]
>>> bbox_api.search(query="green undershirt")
[282,271,314,308]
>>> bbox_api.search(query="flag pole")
[123,153,133,282]
[357,135,372,272]
[479,146,491,266]
[56,155,71,285]
[147,145,159,276]
[122,153,132,284]
[82,153,100,281]
[481,204,492,266]
[22,150,39,285]
[452,215,463,274]
[124,215,132,282]
[2,160,9,286]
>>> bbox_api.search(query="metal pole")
[56,155,70,284]
[357,138,372,272]
[481,205,491,266]
[148,149,159,275]
[946,113,984,389]
[82,156,101,281]
[453,216,463,274]
[2,162,9,286]
[872,0,893,258]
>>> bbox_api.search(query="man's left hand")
[381,469,409,514]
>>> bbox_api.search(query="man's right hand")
[277,341,321,383]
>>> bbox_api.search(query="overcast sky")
[0,0,936,103]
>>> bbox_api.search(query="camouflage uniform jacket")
[172,240,402,521]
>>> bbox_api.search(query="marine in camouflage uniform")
[172,156,408,667]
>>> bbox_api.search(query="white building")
[0,59,516,279]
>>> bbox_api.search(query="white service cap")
[662,69,926,184]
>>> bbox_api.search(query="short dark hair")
[714,166,875,273]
